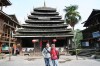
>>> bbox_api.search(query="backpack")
[56,50,59,59]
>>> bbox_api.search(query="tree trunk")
[72,26,78,60]
[72,26,74,31]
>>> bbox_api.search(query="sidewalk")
[0,55,100,66]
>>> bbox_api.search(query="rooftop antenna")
[44,0,46,7]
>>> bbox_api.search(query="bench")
[24,53,30,56]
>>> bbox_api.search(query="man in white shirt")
[42,43,51,66]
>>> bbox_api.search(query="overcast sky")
[3,0,100,30]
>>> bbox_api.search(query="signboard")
[22,48,34,52]
[92,31,100,38]
[82,42,89,46]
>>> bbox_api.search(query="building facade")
[81,9,100,49]
[0,0,20,53]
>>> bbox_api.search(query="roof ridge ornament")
[44,0,46,7]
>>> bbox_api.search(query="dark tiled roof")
[82,23,100,32]
[17,28,71,33]
[0,10,20,26]
[0,0,11,6]
[14,33,73,37]
[31,11,59,15]
[28,15,62,19]
[84,9,100,27]
[25,19,64,23]
[34,7,56,12]
[9,15,19,23]
[22,24,68,28]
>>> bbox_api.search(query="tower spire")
[44,0,46,7]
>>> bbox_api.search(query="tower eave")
[34,7,56,12]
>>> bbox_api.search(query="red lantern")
[53,39,57,42]
[32,40,38,43]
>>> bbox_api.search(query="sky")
[3,0,100,30]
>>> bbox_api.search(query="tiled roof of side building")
[0,11,20,26]
[84,9,100,27]
[9,15,19,23]
[0,0,12,6]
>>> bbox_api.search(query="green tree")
[64,5,81,30]
[64,5,81,59]
[74,29,83,49]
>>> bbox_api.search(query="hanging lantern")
[53,39,57,42]
[32,39,38,43]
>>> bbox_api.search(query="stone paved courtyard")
[0,55,100,66]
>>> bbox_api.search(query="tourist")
[42,43,51,66]
[50,44,59,66]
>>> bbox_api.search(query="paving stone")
[0,55,100,66]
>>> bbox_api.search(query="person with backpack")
[42,43,51,66]
[50,44,59,66]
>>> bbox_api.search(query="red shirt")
[50,48,58,60]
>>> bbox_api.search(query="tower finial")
[44,0,46,7]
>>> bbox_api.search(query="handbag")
[45,48,50,53]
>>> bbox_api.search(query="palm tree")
[64,5,81,60]
[64,5,81,30]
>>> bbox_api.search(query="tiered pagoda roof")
[14,6,73,37]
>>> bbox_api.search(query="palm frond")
[64,5,81,29]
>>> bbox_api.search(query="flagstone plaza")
[0,55,100,66]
